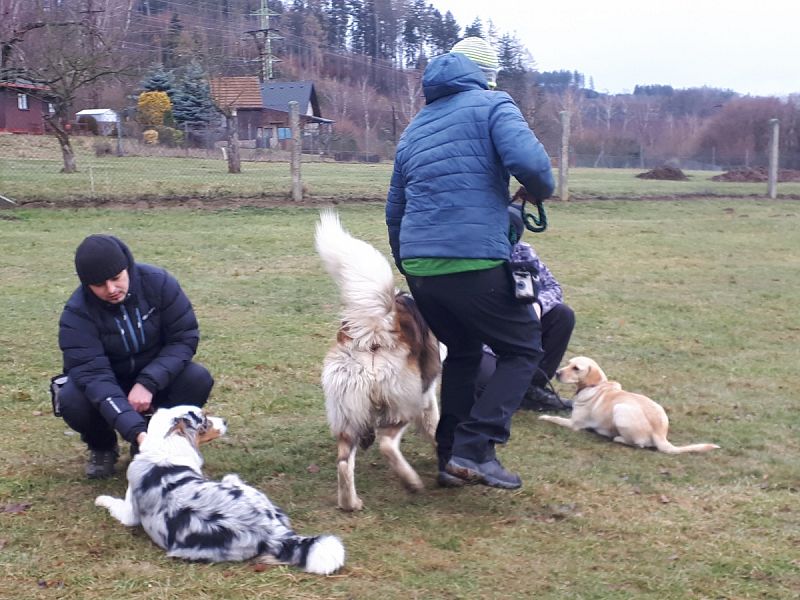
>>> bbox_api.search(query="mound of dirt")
[636,166,688,181]
[710,167,800,183]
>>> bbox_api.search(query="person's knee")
[181,362,214,406]
[548,303,575,333]
[58,380,91,418]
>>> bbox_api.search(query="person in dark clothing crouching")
[57,234,214,479]
[476,205,575,413]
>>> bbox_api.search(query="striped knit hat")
[451,37,500,88]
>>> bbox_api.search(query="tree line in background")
[2,0,799,171]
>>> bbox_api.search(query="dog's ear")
[583,361,605,386]
[166,416,196,440]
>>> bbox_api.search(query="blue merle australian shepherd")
[95,405,345,575]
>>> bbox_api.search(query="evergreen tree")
[139,63,176,99]
[171,62,219,129]
[464,17,483,38]
[497,33,524,74]
[326,0,349,50]
[402,16,421,67]
[349,0,374,56]
[429,9,460,54]
[163,13,183,69]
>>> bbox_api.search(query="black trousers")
[478,303,575,390]
[59,361,214,451]
[407,265,543,468]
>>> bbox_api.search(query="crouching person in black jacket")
[57,234,214,479]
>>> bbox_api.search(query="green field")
[2,134,800,203]
[1,198,798,599]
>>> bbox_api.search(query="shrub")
[156,126,184,147]
[143,129,159,144]
[93,140,114,156]
[137,91,172,128]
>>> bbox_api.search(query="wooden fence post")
[768,118,779,199]
[559,110,570,202]
[289,100,302,201]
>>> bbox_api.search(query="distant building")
[0,81,54,135]
[210,76,333,152]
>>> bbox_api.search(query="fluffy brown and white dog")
[315,210,441,512]
[539,356,720,454]
[95,405,345,575]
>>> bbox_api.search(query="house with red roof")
[210,76,332,151]
[0,81,54,135]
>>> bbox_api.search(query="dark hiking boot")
[85,447,119,479]
[437,470,466,488]
[445,456,522,490]
[519,386,572,412]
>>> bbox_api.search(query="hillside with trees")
[2,0,799,168]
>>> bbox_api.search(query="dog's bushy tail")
[654,437,720,454]
[257,533,345,575]
[315,209,396,340]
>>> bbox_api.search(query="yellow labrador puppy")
[539,356,720,454]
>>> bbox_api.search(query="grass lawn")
[3,134,800,202]
[1,199,798,599]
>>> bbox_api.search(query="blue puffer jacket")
[58,238,200,442]
[386,52,554,267]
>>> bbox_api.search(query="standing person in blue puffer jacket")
[386,37,555,490]
[57,235,214,479]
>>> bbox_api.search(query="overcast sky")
[428,0,799,97]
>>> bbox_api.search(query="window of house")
[48,103,56,114]
[278,127,292,140]
[17,93,29,110]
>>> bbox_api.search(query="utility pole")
[245,0,283,82]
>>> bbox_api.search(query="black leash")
[520,196,547,233]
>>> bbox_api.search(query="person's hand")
[128,383,153,413]
[136,431,147,445]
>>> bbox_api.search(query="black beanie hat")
[74,234,130,286]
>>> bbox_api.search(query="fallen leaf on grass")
[659,495,671,504]
[0,539,7,549]
[1,502,32,514]
[306,463,320,474]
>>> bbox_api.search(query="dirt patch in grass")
[13,195,383,210]
[711,167,800,182]
[635,166,689,180]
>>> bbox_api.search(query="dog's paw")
[338,497,364,512]
[221,474,245,487]
[94,495,115,508]
[401,474,424,493]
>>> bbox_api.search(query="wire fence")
[2,129,799,206]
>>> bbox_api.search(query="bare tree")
[3,3,132,173]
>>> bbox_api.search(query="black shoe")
[445,456,522,489]
[85,446,119,479]
[520,385,572,412]
[437,470,466,488]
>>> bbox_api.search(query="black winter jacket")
[58,239,200,442]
